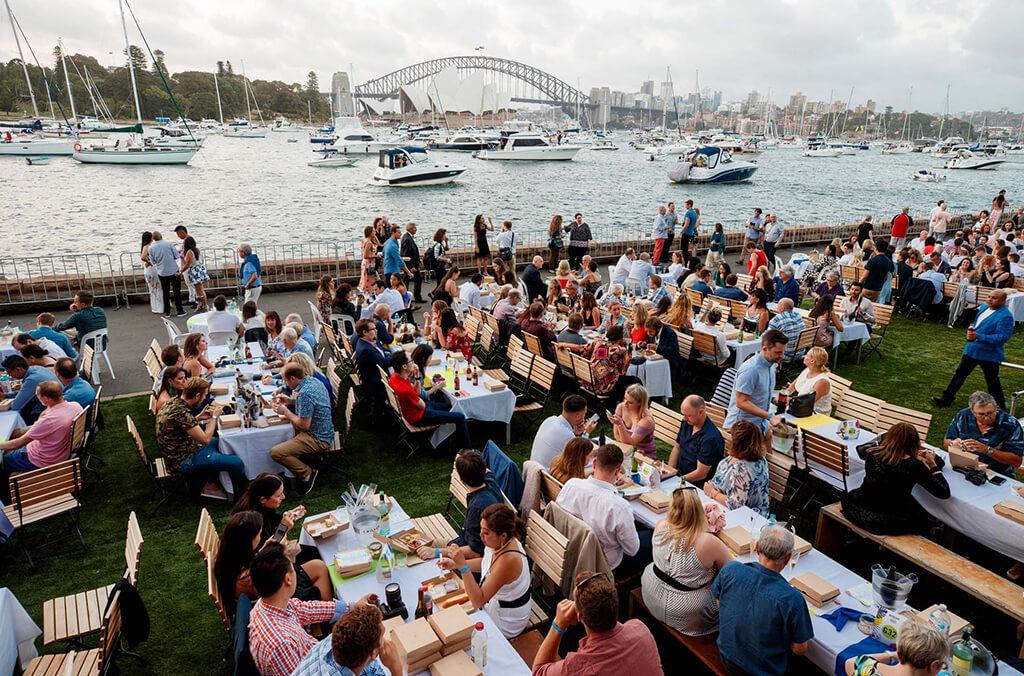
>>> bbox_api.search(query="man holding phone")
[530,394,597,469]
[944,390,1024,479]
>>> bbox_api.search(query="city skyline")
[3,0,1023,114]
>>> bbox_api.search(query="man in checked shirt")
[248,543,379,676]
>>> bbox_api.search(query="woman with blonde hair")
[663,293,693,331]
[640,486,733,635]
[784,346,833,415]
[611,383,656,458]
[555,259,574,289]
[629,301,652,344]
[844,618,950,676]
[549,437,595,484]
[704,420,770,516]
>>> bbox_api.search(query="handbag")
[547,235,563,249]
[498,233,515,261]
[787,392,816,418]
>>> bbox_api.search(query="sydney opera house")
[354,67,517,124]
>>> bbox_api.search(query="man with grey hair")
[944,390,1024,478]
[763,214,784,269]
[521,255,546,304]
[668,394,723,488]
[712,525,813,675]
[772,265,800,304]
[238,243,262,304]
[493,289,523,323]
[767,297,804,360]
[934,288,1012,409]
[628,251,654,292]
[284,313,317,353]
[273,327,314,362]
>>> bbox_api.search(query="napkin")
[833,636,890,676]
[819,606,866,631]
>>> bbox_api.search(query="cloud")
[1,0,1017,111]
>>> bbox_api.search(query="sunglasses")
[673,485,698,495]
[574,571,608,592]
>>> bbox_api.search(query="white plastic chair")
[161,317,188,346]
[208,330,238,348]
[307,301,323,343]
[625,277,644,296]
[329,313,355,338]
[80,328,114,385]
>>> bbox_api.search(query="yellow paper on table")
[790,414,839,431]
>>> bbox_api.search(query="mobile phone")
[586,413,599,427]
[989,474,1007,485]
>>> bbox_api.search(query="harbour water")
[2,134,1021,258]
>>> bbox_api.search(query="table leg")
[506,422,511,445]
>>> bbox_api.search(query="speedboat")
[309,127,337,144]
[667,146,757,184]
[151,126,204,148]
[803,142,842,157]
[943,149,1005,170]
[272,118,305,133]
[912,169,945,182]
[591,139,619,150]
[474,133,581,160]
[308,148,357,168]
[223,118,267,138]
[0,135,79,156]
[880,142,914,155]
[372,147,465,187]
[428,135,497,151]
[326,116,402,154]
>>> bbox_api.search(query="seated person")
[695,307,731,362]
[812,272,845,300]
[248,542,373,676]
[152,345,183,398]
[182,332,214,378]
[644,316,681,379]
[269,363,334,497]
[263,353,335,413]
[690,269,715,297]
[241,300,267,343]
[352,319,390,404]
[843,618,950,676]
[714,273,748,302]
[668,395,724,488]
[20,343,56,370]
[461,273,485,308]
[641,486,732,636]
[269,327,314,364]
[493,289,523,323]
[30,312,77,359]
[1,354,59,424]
[766,298,804,360]
[839,282,876,324]
[520,302,558,360]
[530,394,595,468]
[439,504,532,638]
[557,444,648,575]
[944,390,1024,478]
[284,314,318,353]
[598,300,627,332]
[388,350,471,449]
[704,420,770,517]
[366,279,404,320]
[611,383,656,459]
[0,380,82,475]
[663,294,694,331]
[556,280,582,314]
[418,450,503,561]
[291,603,402,676]
[439,309,473,360]
[55,290,107,347]
[13,331,67,359]
[648,275,670,307]
[772,265,801,304]
[711,525,813,675]
[532,571,664,675]
[155,376,247,499]
[783,347,833,415]
[556,313,587,346]
[549,437,595,484]
[371,305,395,347]
[54,357,96,409]
[843,422,949,535]
[206,294,243,337]
[155,366,187,415]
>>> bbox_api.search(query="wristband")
[551,621,565,635]
[457,565,470,575]
[435,548,440,559]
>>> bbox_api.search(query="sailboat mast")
[661,66,668,131]
[307,99,312,124]
[938,84,949,139]
[4,0,38,117]
[118,0,142,123]
[241,60,253,121]
[213,71,224,124]
[58,37,76,121]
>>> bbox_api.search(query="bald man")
[766,297,804,360]
[521,255,547,304]
[668,395,724,488]
[934,289,1013,409]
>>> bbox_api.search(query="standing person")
[496,220,518,280]
[358,226,378,292]
[763,214,784,270]
[744,241,769,275]
[890,206,911,249]
[473,214,494,275]
[175,225,210,312]
[382,225,408,280]
[140,231,164,314]
[679,200,698,259]
[859,239,893,302]
[547,215,564,270]
[566,212,592,270]
[652,205,670,266]
[929,200,949,240]
[740,208,764,263]
[705,222,725,269]
[933,289,1013,409]
[663,201,679,260]
[148,230,186,317]
[725,329,787,432]
[400,222,424,303]
[427,228,451,281]
[238,243,262,304]
[856,215,875,247]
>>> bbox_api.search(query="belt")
[652,564,711,593]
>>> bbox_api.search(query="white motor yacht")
[224,118,267,138]
[372,147,465,187]
[308,148,357,168]
[474,134,581,160]
[326,116,402,154]
[272,118,305,133]
[912,169,946,182]
[880,142,914,155]
[591,139,619,151]
[943,149,1005,170]
[667,146,757,184]
[803,142,842,157]
[0,135,78,156]
[428,135,497,151]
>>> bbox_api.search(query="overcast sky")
[4,0,1022,113]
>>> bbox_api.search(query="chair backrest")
[727,298,748,320]
[685,288,705,309]
[794,325,818,354]
[872,303,894,327]
[327,370,342,404]
[539,470,563,503]
[711,367,738,408]
[69,406,90,455]
[801,428,849,488]
[344,389,355,431]
[97,589,123,671]
[143,350,161,380]
[126,415,153,472]
[195,508,219,562]
[208,330,238,347]
[148,338,161,360]
[464,315,481,343]
[833,389,882,430]
[555,345,574,372]
[340,331,356,358]
[207,552,231,632]
[649,401,683,447]
[148,393,158,416]
[524,510,569,588]
[975,286,994,307]
[449,466,470,509]
[80,328,108,354]
[530,356,557,394]
[691,330,721,365]
[308,300,324,336]
[839,264,861,286]
[7,458,82,514]
[705,402,727,430]
[827,373,853,411]
[479,323,495,354]
[735,273,753,289]
[522,331,543,357]
[483,312,501,337]
[767,450,795,503]
[675,330,693,361]
[875,402,932,439]
[942,281,960,299]
[507,334,524,361]
[124,511,144,585]
[569,352,595,387]
[80,344,94,380]
[510,349,536,381]
[162,316,184,344]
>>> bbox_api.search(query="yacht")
[198,119,224,134]
[72,140,197,165]
[803,141,842,157]
[151,126,205,147]
[309,126,338,144]
[880,142,914,154]
[0,135,78,156]
[372,147,466,187]
[928,137,967,158]
[428,135,497,151]
[223,118,267,138]
[474,133,581,160]
[667,146,757,184]
[912,169,945,182]
[308,148,357,168]
[272,118,305,133]
[943,149,1005,170]
[591,139,619,151]
[326,116,402,154]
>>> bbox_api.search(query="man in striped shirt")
[766,298,805,360]
[248,543,376,676]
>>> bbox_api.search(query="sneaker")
[296,469,318,496]
[201,483,228,500]
[930,396,951,407]
[176,310,188,317]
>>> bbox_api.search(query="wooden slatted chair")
[506,333,524,364]
[650,402,683,449]
[942,281,960,301]
[523,510,569,630]
[704,402,727,430]
[516,356,557,430]
[802,428,851,492]
[508,347,536,396]
[691,330,727,368]
[839,264,862,288]
[554,345,576,378]
[194,508,219,563]
[416,465,477,547]
[571,352,611,409]
[4,458,85,567]
[675,330,693,364]
[833,390,883,431]
[83,386,103,453]
[464,315,482,343]
[143,349,161,380]
[876,402,932,439]
[79,344,94,382]
[482,312,501,339]
[735,273,753,290]
[148,338,161,361]
[781,326,819,376]
[827,373,853,413]
[207,552,231,632]
[42,512,143,646]
[726,299,748,322]
[413,512,458,549]
[379,368,440,456]
[522,331,544,358]
[69,406,90,459]
[685,288,705,309]
[539,470,564,504]
[975,286,994,307]
[25,590,122,676]
[473,326,510,382]
[857,303,894,363]
[126,415,179,515]
[767,450,796,503]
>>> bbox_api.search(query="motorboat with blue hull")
[372,147,466,187]
[667,146,757,184]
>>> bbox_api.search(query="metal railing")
[0,253,124,311]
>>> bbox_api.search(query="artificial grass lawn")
[1,311,1019,674]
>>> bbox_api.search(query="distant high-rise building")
[787,91,806,114]
[710,90,722,111]
[331,72,354,117]
[745,90,760,110]
[865,99,876,113]
[641,80,655,96]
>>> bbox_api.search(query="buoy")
[74,142,83,152]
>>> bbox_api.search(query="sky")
[4,0,1023,114]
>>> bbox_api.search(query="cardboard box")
[392,618,443,666]
[210,383,230,396]
[718,526,753,555]
[422,573,464,610]
[483,381,506,392]
[793,534,812,556]
[333,549,372,577]
[440,637,473,657]
[374,527,432,554]
[994,500,1024,525]
[303,513,348,539]
[948,447,982,470]
[790,572,840,605]
[635,454,678,479]
[916,604,971,636]
[427,606,476,646]
[639,491,672,513]
[382,615,406,637]
[430,651,482,676]
[219,414,242,429]
[408,651,443,675]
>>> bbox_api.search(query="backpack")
[422,244,436,272]
[106,578,150,647]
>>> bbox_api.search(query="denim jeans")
[419,401,472,450]
[175,437,248,495]
[3,449,40,472]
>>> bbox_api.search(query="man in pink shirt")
[533,571,664,676]
[0,380,82,475]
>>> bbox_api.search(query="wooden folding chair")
[522,510,569,629]
[801,428,851,492]
[4,458,85,567]
[876,402,932,439]
[79,344,94,382]
[508,348,536,396]
[379,369,439,456]
[523,331,544,358]
[767,450,796,503]
[539,470,564,504]
[704,402,727,430]
[143,349,161,380]
[833,390,882,431]
[464,315,482,343]
[857,303,893,363]
[517,355,556,430]
[25,590,123,676]
[685,288,705,309]
[126,415,181,515]
[826,373,853,414]
[554,345,576,378]
[570,352,611,410]
[650,402,683,449]
[206,551,231,632]
[691,330,727,368]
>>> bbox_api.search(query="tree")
[124,45,147,72]
[151,49,166,77]
[305,71,319,94]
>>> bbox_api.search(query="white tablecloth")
[1005,291,1024,323]
[0,587,40,673]
[0,411,24,442]
[426,350,516,446]
[626,357,672,401]
[786,254,814,280]
[299,502,530,675]
[186,309,243,335]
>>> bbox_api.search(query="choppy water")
[1,133,1021,258]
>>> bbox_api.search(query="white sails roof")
[418,66,514,115]
[399,85,433,114]
[360,98,398,117]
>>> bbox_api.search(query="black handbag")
[787,392,816,418]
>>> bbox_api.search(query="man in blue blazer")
[645,316,682,381]
[934,289,1013,409]
[353,318,391,405]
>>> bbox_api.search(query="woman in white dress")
[140,231,163,314]
[439,504,531,638]
[784,346,833,415]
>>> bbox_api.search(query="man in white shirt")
[910,230,929,254]
[366,279,404,318]
[929,201,949,241]
[837,242,856,266]
[12,333,67,359]
[529,394,594,468]
[763,215,785,269]
[205,295,243,336]
[917,262,947,304]
[839,282,876,324]
[460,273,485,309]
[628,252,655,292]
[612,249,636,285]
[556,443,644,574]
